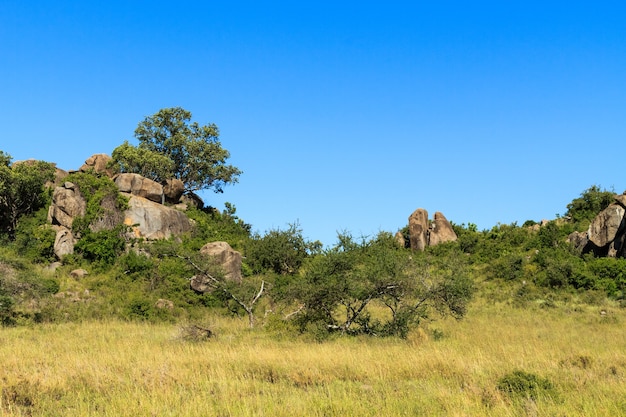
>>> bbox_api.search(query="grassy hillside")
[1,300,624,416]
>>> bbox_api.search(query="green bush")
[74,226,127,267]
[14,208,56,263]
[64,171,128,236]
[497,370,554,400]
[245,223,313,275]
[565,185,615,227]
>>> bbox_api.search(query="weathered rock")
[115,173,164,203]
[180,192,204,210]
[52,167,69,187]
[587,203,626,248]
[53,226,75,258]
[190,274,214,293]
[123,195,194,240]
[79,154,113,176]
[155,299,174,310]
[163,178,185,204]
[44,262,63,274]
[615,193,626,208]
[395,231,406,248]
[428,212,457,246]
[567,231,589,252]
[48,182,86,229]
[70,268,89,278]
[409,208,429,251]
[200,241,243,283]
[611,231,626,258]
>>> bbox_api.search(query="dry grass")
[1,302,625,416]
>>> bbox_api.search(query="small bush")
[497,370,554,400]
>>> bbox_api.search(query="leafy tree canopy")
[565,185,615,227]
[0,152,56,239]
[110,107,242,194]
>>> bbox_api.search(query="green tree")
[287,232,473,338]
[565,185,615,227]
[0,152,56,239]
[110,107,242,194]
[109,140,174,182]
[245,223,318,275]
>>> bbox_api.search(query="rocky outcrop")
[395,231,407,248]
[115,173,164,203]
[53,226,75,258]
[47,160,200,257]
[190,242,243,293]
[428,212,458,246]
[123,195,194,240]
[408,208,457,251]
[189,242,243,293]
[79,154,113,177]
[199,241,243,283]
[572,193,626,258]
[163,179,185,204]
[409,209,429,251]
[48,182,86,229]
[588,204,625,248]
[180,192,204,210]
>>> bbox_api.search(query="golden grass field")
[1,300,625,416]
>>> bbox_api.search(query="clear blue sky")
[2,1,625,246]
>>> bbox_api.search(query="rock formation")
[408,208,457,251]
[163,178,185,204]
[428,212,458,246]
[189,242,243,293]
[570,192,626,258]
[409,208,429,251]
[123,195,194,240]
[48,182,86,229]
[199,241,243,283]
[53,226,75,258]
[115,173,164,203]
[45,155,203,258]
[79,153,113,177]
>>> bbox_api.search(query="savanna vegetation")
[0,108,625,415]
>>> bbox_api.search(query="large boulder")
[408,208,457,251]
[567,230,589,252]
[123,195,194,240]
[199,241,243,283]
[615,193,626,208]
[587,204,625,248]
[409,208,429,251]
[48,182,86,229]
[163,179,185,204]
[53,226,75,258]
[79,154,113,177]
[114,173,164,203]
[428,212,457,246]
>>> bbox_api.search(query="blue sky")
[2,1,625,246]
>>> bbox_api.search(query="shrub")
[565,185,615,227]
[245,222,315,275]
[496,370,554,400]
[74,226,128,267]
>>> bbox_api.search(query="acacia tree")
[286,232,474,338]
[0,152,56,239]
[110,107,242,194]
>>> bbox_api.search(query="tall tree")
[110,107,242,194]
